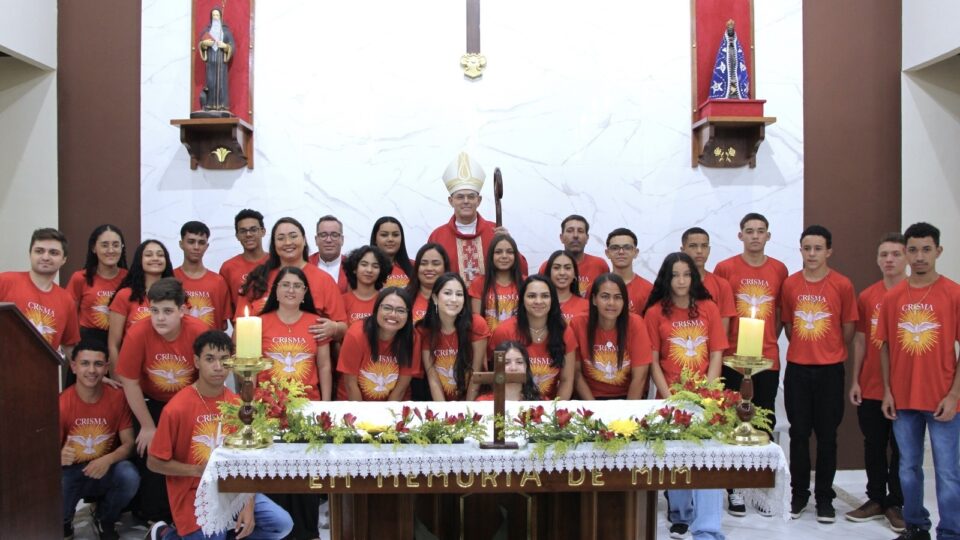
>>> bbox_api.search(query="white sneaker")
[753,499,775,517]
[146,520,167,540]
[727,491,747,517]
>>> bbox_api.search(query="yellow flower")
[608,418,639,437]
[702,398,716,408]
[355,421,389,434]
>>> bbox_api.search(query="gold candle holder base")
[223,356,273,450]
[722,355,774,447]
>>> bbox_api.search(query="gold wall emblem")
[212,147,232,162]
[460,53,487,79]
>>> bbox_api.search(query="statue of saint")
[709,19,750,100]
[195,7,235,117]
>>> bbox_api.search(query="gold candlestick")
[722,354,773,446]
[223,356,272,449]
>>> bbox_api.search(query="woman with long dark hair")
[468,234,523,332]
[107,239,173,368]
[488,275,576,399]
[643,252,725,397]
[370,217,414,289]
[67,224,128,345]
[405,243,450,322]
[544,250,588,323]
[569,273,651,400]
[337,287,419,401]
[258,266,332,401]
[237,217,347,342]
[475,341,541,401]
[416,273,488,401]
[342,245,392,328]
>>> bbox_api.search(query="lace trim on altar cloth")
[196,440,791,534]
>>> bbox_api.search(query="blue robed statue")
[709,19,750,100]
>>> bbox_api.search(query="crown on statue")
[443,152,485,194]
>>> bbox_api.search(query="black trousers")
[722,365,779,434]
[131,398,171,523]
[784,362,844,503]
[858,398,903,508]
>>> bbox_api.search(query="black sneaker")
[790,498,808,519]
[63,522,74,540]
[816,502,836,523]
[727,490,747,517]
[669,523,690,539]
[893,528,931,540]
[146,520,168,540]
[96,519,120,540]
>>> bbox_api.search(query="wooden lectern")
[0,303,64,538]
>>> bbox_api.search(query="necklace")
[530,326,547,343]
[193,384,224,448]
[906,276,938,307]
[802,270,830,298]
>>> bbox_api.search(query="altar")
[196,401,789,539]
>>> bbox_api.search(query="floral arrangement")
[219,378,310,439]
[510,369,772,456]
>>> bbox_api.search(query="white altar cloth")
[196,400,790,534]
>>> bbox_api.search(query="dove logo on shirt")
[897,306,940,356]
[793,298,832,341]
[66,421,115,462]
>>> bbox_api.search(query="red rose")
[317,412,333,431]
[659,406,673,419]
[424,408,437,422]
[555,408,572,428]
[395,420,410,433]
[343,413,357,427]
[529,405,546,424]
[600,430,615,441]
[472,413,483,423]
[402,405,413,422]
[577,407,594,420]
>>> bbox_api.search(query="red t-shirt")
[307,253,349,294]
[67,269,128,331]
[702,272,737,319]
[337,323,421,401]
[149,386,239,536]
[258,312,322,400]
[218,254,268,311]
[781,270,858,365]
[626,276,654,316]
[418,314,489,400]
[116,317,208,402]
[875,277,960,412]
[412,293,429,323]
[174,268,231,330]
[343,291,376,328]
[0,271,80,350]
[488,317,577,399]
[539,254,610,296]
[468,278,520,332]
[645,300,729,388]
[713,255,789,369]
[856,280,890,400]
[109,287,152,331]
[384,263,411,290]
[560,295,589,323]
[569,313,652,398]
[59,385,133,463]
[234,264,347,324]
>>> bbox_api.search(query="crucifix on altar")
[472,350,525,449]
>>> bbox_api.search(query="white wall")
[902,0,960,71]
[141,0,804,277]
[0,0,57,70]
[901,55,960,278]
[0,59,58,272]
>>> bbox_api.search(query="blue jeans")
[62,459,140,525]
[159,494,293,540]
[892,410,960,540]
[667,489,726,540]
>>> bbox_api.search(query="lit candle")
[736,307,764,357]
[235,306,262,358]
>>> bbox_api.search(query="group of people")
[1,154,957,540]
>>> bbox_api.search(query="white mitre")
[443,152,485,194]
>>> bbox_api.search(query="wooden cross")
[473,350,525,449]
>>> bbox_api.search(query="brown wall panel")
[58,0,142,281]
[803,1,902,469]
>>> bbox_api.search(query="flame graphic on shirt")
[190,419,224,464]
[869,306,882,349]
[734,284,775,320]
[265,341,314,382]
[793,299,832,341]
[584,349,629,385]
[91,295,113,329]
[66,424,115,462]
[186,294,216,327]
[529,359,559,399]
[25,306,57,344]
[147,358,194,393]
[484,295,518,331]
[897,308,940,356]
[432,350,459,399]
[359,359,399,400]
[384,270,410,289]
[667,326,708,372]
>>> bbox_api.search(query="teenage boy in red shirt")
[174,221,231,330]
[218,209,268,310]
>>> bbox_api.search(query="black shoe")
[790,498,808,519]
[63,522,74,540]
[669,523,690,539]
[893,527,931,540]
[816,502,836,523]
[96,519,120,540]
[727,490,747,517]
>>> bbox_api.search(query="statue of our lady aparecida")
[709,19,750,100]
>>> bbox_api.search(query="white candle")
[235,306,262,358]
[736,307,764,357]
